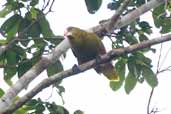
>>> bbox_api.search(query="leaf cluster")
[0,0,63,86]
[15,98,83,114]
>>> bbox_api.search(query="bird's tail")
[99,63,119,81]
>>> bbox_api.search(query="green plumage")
[65,27,119,81]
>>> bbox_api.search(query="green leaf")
[38,13,54,37]
[139,21,151,29]
[56,85,65,93]
[18,59,32,78]
[1,14,22,39]
[142,67,158,88]
[84,0,102,14]
[18,18,31,46]
[30,7,39,19]
[152,4,171,33]
[12,45,26,60]
[46,102,69,114]
[128,57,137,76]
[4,67,17,85]
[138,21,152,34]
[107,2,121,10]
[125,33,138,44]
[0,5,12,17]
[11,2,24,10]
[124,72,137,94]
[26,99,38,106]
[160,18,171,33]
[74,110,84,114]
[6,50,18,65]
[110,78,123,91]
[0,88,4,97]
[110,58,125,91]
[33,38,47,51]
[47,60,63,77]
[0,39,8,45]
[139,33,148,42]
[27,22,41,37]
[35,103,45,113]
[153,4,165,21]
[30,0,39,6]
[55,85,65,103]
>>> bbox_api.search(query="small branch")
[48,0,55,13]
[42,0,51,11]
[147,42,171,114]
[44,0,56,15]
[147,88,155,114]
[106,0,132,32]
[159,45,171,70]
[159,66,171,73]
[147,44,162,114]
[15,36,64,42]
[3,33,171,114]
[157,44,163,72]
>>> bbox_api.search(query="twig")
[147,42,171,114]
[147,44,163,114]
[15,36,64,42]
[42,0,51,11]
[44,0,55,15]
[147,88,155,114]
[159,45,171,70]
[48,0,55,13]
[157,44,163,72]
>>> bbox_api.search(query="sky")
[1,0,171,114]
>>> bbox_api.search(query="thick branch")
[3,33,171,114]
[0,0,165,113]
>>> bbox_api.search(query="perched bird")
[64,27,119,81]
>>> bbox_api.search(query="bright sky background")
[1,0,171,114]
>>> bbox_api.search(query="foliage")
[17,98,83,114]
[0,0,63,86]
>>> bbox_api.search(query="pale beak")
[64,30,72,37]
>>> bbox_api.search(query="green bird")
[64,27,119,81]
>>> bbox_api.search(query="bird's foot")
[72,64,81,74]
[95,55,102,66]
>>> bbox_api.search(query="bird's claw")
[72,64,81,74]
[95,55,102,65]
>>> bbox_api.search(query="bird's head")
[64,27,86,46]
[64,27,79,39]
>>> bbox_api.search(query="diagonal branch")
[90,0,165,34]
[106,0,132,32]
[3,33,171,114]
[0,0,165,113]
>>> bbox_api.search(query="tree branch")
[0,0,165,113]
[106,0,132,32]
[90,0,165,34]
[3,33,171,114]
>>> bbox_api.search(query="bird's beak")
[64,30,72,37]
